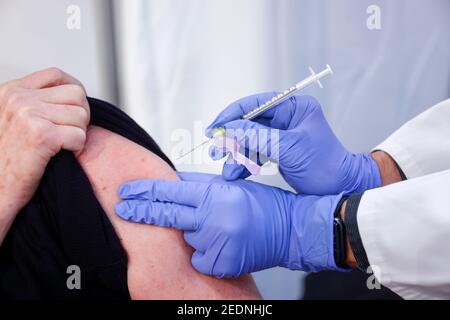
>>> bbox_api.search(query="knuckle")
[219,190,248,237]
[16,105,33,119]
[0,82,13,100]
[7,91,29,110]
[72,84,85,96]
[216,257,239,277]
[69,84,87,102]
[45,67,64,81]
[299,95,322,112]
[77,106,89,125]
[28,121,51,145]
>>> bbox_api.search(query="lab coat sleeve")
[357,169,450,300]
[374,99,450,178]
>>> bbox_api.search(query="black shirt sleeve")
[0,98,175,299]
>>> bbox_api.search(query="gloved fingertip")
[191,251,211,276]
[222,119,244,131]
[208,145,227,160]
[205,128,212,138]
[118,183,131,198]
[176,171,188,180]
[222,163,246,181]
[239,168,252,180]
[205,125,217,138]
[114,202,134,220]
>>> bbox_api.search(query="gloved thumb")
[223,119,283,160]
[221,154,251,181]
[176,171,218,183]
[191,251,213,276]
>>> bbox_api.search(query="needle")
[177,139,212,160]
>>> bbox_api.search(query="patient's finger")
[118,180,208,207]
[37,84,89,111]
[115,200,197,231]
[38,103,89,129]
[54,125,86,152]
[19,67,85,90]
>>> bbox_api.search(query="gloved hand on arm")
[115,172,348,278]
[206,93,381,195]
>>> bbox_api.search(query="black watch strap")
[344,193,371,271]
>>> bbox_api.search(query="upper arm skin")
[76,126,261,299]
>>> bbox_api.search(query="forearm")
[0,155,43,245]
[0,68,90,246]
[0,194,18,245]
[0,171,25,245]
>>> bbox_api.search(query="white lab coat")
[113,0,450,300]
[357,99,450,300]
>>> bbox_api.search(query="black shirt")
[0,98,174,300]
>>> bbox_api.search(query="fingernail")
[115,202,126,216]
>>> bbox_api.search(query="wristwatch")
[333,197,348,268]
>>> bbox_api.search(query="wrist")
[371,151,402,186]
[287,194,344,272]
[343,152,383,194]
[0,171,27,244]
[0,192,19,245]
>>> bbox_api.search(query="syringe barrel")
[242,87,298,120]
[241,65,333,121]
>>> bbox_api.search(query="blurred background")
[0,0,448,299]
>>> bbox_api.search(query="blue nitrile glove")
[206,93,381,195]
[115,172,347,278]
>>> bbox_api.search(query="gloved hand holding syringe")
[116,63,384,278]
[178,64,334,176]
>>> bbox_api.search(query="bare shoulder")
[76,126,261,299]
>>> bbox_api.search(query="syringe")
[177,64,333,160]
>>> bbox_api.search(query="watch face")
[333,218,346,267]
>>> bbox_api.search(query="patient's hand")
[76,126,261,299]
